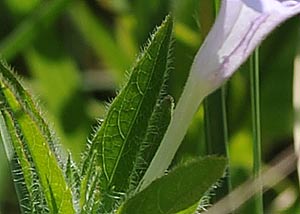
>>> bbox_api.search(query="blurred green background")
[0,0,299,213]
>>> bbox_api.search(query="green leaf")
[65,153,80,210]
[81,15,173,212]
[0,61,75,213]
[0,0,72,61]
[79,151,102,213]
[4,0,40,16]
[0,110,48,213]
[130,95,173,191]
[118,156,227,214]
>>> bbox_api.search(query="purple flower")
[140,0,300,189]
[192,0,300,96]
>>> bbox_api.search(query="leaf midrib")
[106,29,168,186]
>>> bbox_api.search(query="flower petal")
[191,0,300,96]
[140,0,300,190]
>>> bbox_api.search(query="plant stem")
[221,85,232,192]
[250,48,263,213]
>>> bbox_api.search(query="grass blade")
[250,48,263,213]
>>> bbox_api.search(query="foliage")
[0,0,299,213]
[0,13,226,214]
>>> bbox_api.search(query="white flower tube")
[140,0,300,189]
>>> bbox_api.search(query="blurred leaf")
[0,0,72,61]
[118,157,227,214]
[172,0,201,29]
[115,15,139,61]
[198,0,215,37]
[204,90,228,156]
[0,61,75,213]
[227,71,249,132]
[69,1,131,83]
[24,29,89,156]
[3,0,40,17]
[174,22,200,49]
[81,15,173,212]
[229,130,253,170]
[260,18,298,146]
[131,0,169,45]
[98,0,130,13]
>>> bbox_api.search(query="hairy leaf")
[130,95,173,191]
[81,15,173,212]
[118,157,227,214]
[0,110,48,213]
[79,151,102,213]
[0,61,75,213]
[65,153,81,212]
